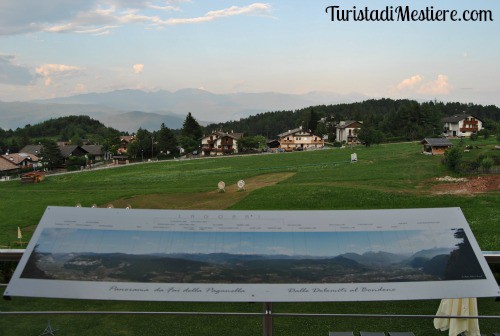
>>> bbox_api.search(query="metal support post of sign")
[39,319,58,335]
[263,302,273,336]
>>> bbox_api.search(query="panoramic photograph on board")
[21,227,486,284]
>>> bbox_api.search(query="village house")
[201,131,243,156]
[118,136,136,154]
[59,145,88,158]
[21,143,106,162]
[442,114,483,137]
[421,138,453,155]
[277,127,324,151]
[0,156,19,174]
[19,144,43,157]
[335,121,363,144]
[1,153,39,169]
[82,145,108,161]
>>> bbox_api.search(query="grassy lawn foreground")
[0,140,498,335]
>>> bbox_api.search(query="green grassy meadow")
[0,140,498,335]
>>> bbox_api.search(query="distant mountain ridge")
[23,244,484,284]
[0,100,119,129]
[32,89,368,119]
[100,111,187,132]
[0,88,368,132]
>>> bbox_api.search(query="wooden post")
[263,302,273,336]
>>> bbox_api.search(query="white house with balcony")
[277,127,324,151]
[335,121,363,143]
[442,114,482,137]
[201,131,243,156]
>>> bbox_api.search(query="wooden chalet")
[421,138,453,155]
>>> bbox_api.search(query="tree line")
[206,98,500,141]
[125,113,203,159]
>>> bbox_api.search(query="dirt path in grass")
[430,175,500,195]
[108,172,295,210]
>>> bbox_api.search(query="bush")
[465,160,480,173]
[65,156,87,171]
[443,147,463,173]
[480,157,494,172]
[477,129,490,139]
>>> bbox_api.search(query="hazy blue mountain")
[1,89,368,131]
[30,89,368,123]
[0,100,118,130]
[404,247,455,265]
[100,111,188,133]
[340,251,409,266]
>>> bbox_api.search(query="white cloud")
[0,55,36,85]
[35,64,82,87]
[0,1,270,36]
[396,75,423,91]
[166,3,272,25]
[35,64,81,77]
[418,75,451,95]
[133,63,144,74]
[395,74,451,96]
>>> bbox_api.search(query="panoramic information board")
[4,206,498,302]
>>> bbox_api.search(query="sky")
[1,0,499,106]
[36,227,461,256]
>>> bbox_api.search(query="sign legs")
[263,302,273,336]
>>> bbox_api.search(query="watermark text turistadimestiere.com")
[325,5,494,22]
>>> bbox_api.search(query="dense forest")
[206,99,500,141]
[0,116,122,153]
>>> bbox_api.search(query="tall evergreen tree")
[135,128,153,159]
[180,113,203,153]
[155,123,178,155]
[181,112,203,140]
[308,107,321,133]
[39,139,64,170]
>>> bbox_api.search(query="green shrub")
[443,147,463,173]
[480,157,494,172]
